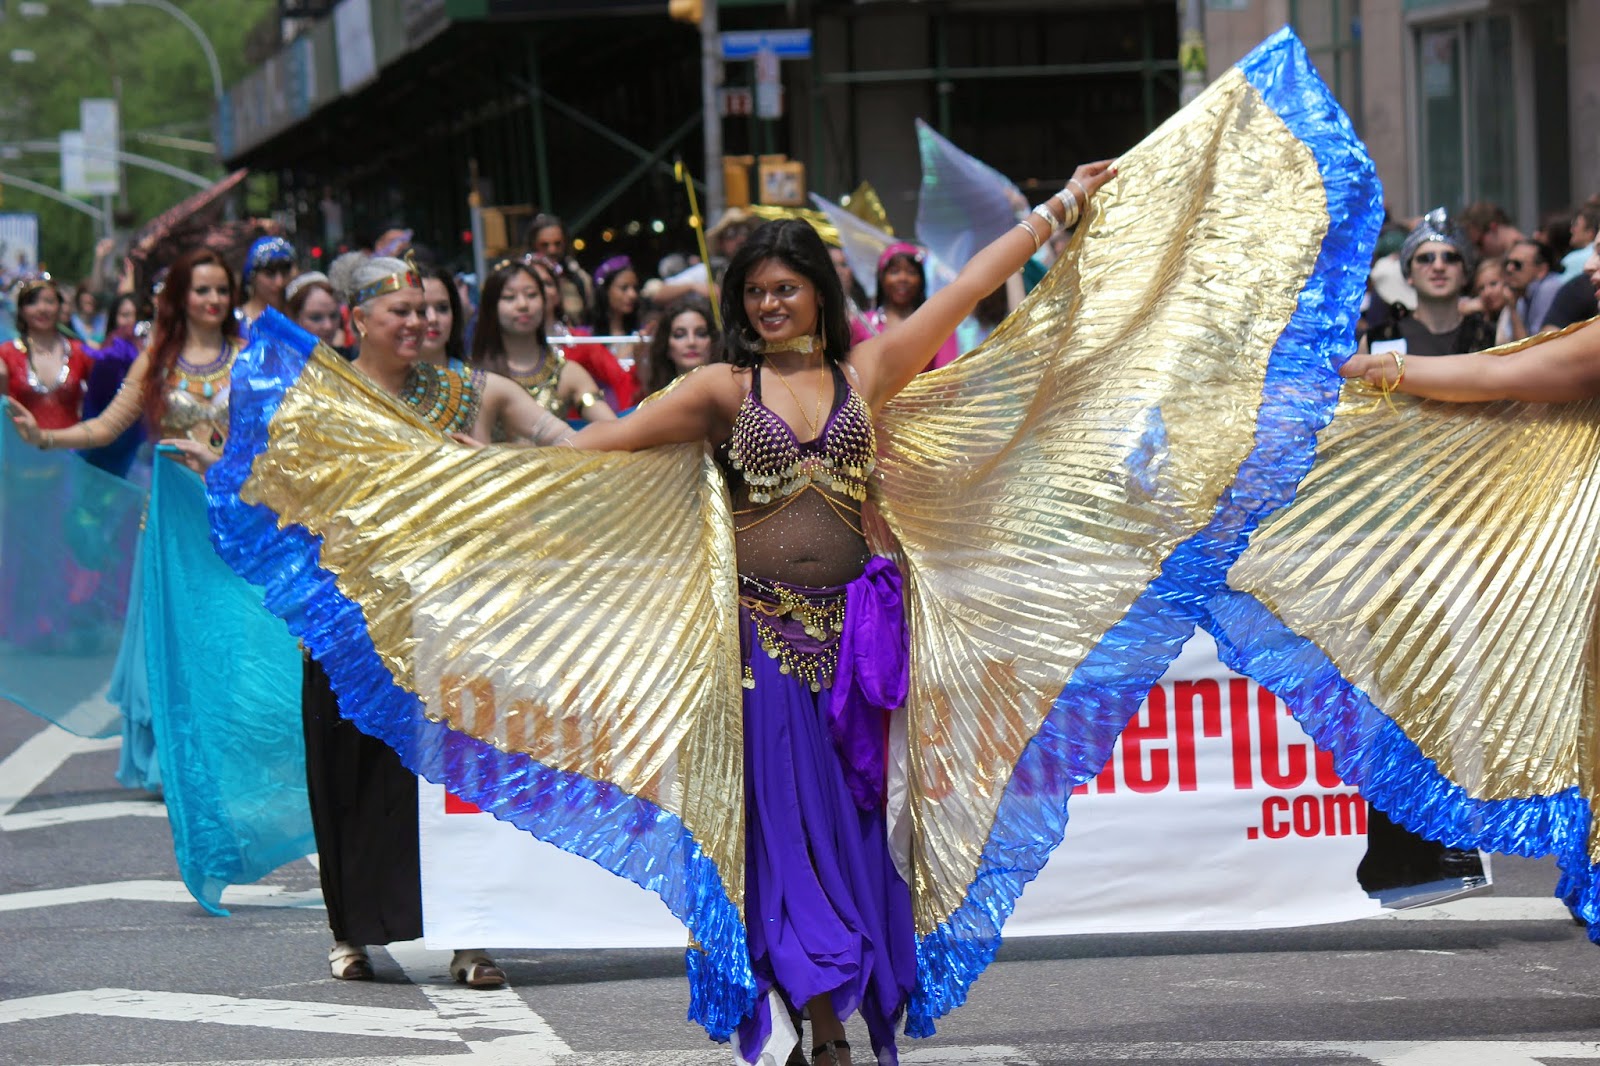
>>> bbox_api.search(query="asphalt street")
[3,700,1598,1066]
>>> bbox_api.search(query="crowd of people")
[4,57,1600,1061]
[1361,196,1600,357]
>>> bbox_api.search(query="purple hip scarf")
[734,556,916,1065]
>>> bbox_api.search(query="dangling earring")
[355,322,367,340]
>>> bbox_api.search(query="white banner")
[419,629,1384,948]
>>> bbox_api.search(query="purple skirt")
[734,556,916,1065]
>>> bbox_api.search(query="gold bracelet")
[577,391,601,411]
[1389,350,1406,387]
[41,429,54,450]
[1014,219,1042,253]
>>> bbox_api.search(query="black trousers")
[301,657,423,946]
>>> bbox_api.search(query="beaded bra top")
[164,368,233,452]
[724,361,875,507]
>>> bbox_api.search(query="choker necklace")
[758,335,817,356]
[176,339,234,399]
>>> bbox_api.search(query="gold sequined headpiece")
[354,251,422,305]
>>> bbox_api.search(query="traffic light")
[669,0,702,23]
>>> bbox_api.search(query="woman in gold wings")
[568,166,1112,1064]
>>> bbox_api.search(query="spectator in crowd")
[524,213,592,321]
[1506,239,1563,333]
[1535,210,1573,271]
[1465,258,1523,345]
[526,254,636,411]
[650,208,755,305]
[1460,201,1526,260]
[1365,209,1495,356]
[856,242,960,370]
[1540,227,1600,332]
[1563,204,1599,280]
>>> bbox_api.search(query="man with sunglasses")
[1505,239,1563,333]
[1365,209,1495,357]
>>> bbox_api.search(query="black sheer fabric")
[718,364,872,587]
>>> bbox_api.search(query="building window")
[1289,0,1362,133]
[1414,14,1515,212]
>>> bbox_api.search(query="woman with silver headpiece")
[238,236,296,334]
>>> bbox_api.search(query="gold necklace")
[767,361,825,438]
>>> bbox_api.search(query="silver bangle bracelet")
[1052,189,1081,229]
[1014,219,1042,252]
[1032,202,1063,234]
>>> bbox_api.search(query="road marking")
[0,988,463,1041]
[0,880,323,912]
[384,939,573,1049]
[0,727,120,820]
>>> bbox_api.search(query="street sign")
[720,29,811,61]
[755,45,782,119]
[718,87,753,117]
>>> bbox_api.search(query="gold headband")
[15,276,55,301]
[354,252,422,305]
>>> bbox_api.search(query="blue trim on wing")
[1204,589,1600,939]
[205,309,757,1037]
[905,27,1386,1035]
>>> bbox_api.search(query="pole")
[0,170,107,222]
[117,0,223,103]
[700,0,724,224]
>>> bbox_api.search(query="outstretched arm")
[567,364,735,452]
[6,350,149,449]
[476,372,574,445]
[1341,319,1600,403]
[852,160,1116,408]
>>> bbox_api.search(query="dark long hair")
[640,294,722,398]
[720,219,851,368]
[418,261,465,363]
[144,248,239,432]
[587,258,640,335]
[469,259,545,375]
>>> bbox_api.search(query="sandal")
[813,1039,851,1066]
[328,942,372,981]
[449,949,507,989]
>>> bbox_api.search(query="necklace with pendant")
[21,334,69,395]
[176,339,233,399]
